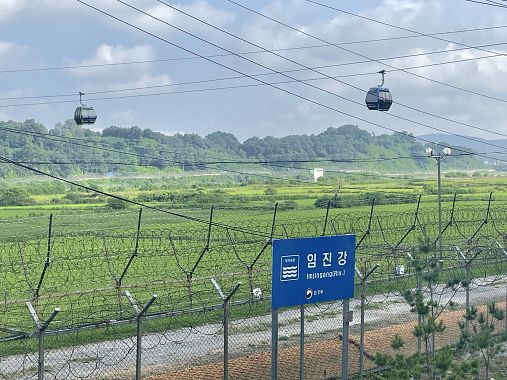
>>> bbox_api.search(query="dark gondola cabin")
[365,70,392,112]
[74,92,97,125]
[365,87,392,111]
[74,106,97,125]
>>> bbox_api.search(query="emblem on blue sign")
[280,255,299,281]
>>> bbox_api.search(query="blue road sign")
[271,235,355,308]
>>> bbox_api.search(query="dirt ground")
[145,304,507,380]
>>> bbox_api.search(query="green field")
[1,172,507,354]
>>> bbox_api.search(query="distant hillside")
[0,119,483,178]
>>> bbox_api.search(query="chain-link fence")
[1,195,507,379]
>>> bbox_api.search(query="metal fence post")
[341,298,353,380]
[271,308,279,380]
[406,251,422,353]
[300,305,305,380]
[355,264,378,379]
[35,214,53,303]
[498,242,507,334]
[26,302,60,380]
[211,279,241,380]
[125,290,157,380]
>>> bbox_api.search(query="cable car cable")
[115,0,507,148]
[303,0,504,56]
[2,23,507,75]
[70,0,507,163]
[462,0,507,7]
[1,1,505,165]
[230,0,507,104]
[2,44,507,103]
[209,0,507,137]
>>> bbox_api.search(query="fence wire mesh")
[0,198,507,379]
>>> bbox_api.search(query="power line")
[119,0,507,152]
[3,150,504,166]
[7,0,500,188]
[237,0,507,104]
[462,0,507,8]
[0,121,502,182]
[0,123,418,184]
[70,0,507,163]
[213,0,507,142]
[2,155,501,183]
[4,40,507,104]
[2,23,507,75]
[0,0,493,175]
[0,155,280,236]
[0,123,320,183]
[2,41,507,103]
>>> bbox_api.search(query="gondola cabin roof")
[365,87,392,112]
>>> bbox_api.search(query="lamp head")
[425,147,433,157]
[442,147,452,156]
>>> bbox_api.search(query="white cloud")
[110,73,172,91]
[134,0,235,35]
[0,0,27,22]
[67,43,174,90]
[0,41,15,57]
[69,43,157,77]
[110,109,137,124]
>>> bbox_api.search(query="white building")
[313,168,324,182]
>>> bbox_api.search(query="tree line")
[0,119,481,178]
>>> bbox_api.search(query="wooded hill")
[0,119,482,178]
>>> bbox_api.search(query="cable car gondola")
[365,70,392,112]
[74,92,97,125]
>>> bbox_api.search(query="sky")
[1,0,507,141]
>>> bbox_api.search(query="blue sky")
[1,0,507,141]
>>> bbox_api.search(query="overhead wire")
[231,0,507,105]
[0,123,436,183]
[2,23,507,75]
[205,0,507,145]
[0,1,504,160]
[0,154,282,236]
[0,1,503,174]
[0,124,318,183]
[7,1,507,194]
[46,0,507,166]
[2,41,507,103]
[0,1,479,170]
[303,0,506,56]
[462,0,507,7]
[0,151,494,166]
[114,0,507,154]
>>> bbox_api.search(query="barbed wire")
[0,201,506,378]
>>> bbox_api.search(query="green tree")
[458,302,506,379]
[106,197,127,210]
[0,188,34,206]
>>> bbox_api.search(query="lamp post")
[425,147,452,257]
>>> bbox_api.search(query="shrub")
[107,197,127,209]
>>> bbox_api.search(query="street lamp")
[425,147,452,257]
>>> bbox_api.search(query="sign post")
[271,235,356,380]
